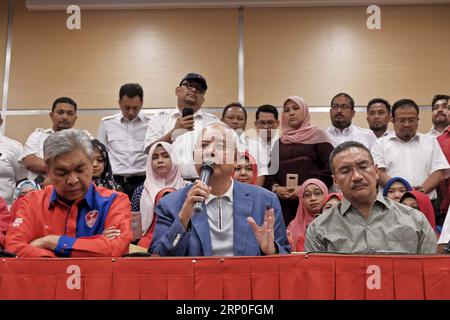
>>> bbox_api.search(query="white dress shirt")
[326,124,377,149]
[143,108,219,179]
[426,125,449,138]
[438,207,450,245]
[0,132,27,204]
[237,131,269,176]
[98,113,150,176]
[371,132,450,199]
[205,179,234,256]
[19,128,54,180]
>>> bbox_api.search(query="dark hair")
[329,141,374,174]
[331,93,355,109]
[256,104,279,121]
[367,98,391,114]
[52,97,77,113]
[391,99,419,118]
[431,94,449,108]
[119,83,143,101]
[222,102,247,121]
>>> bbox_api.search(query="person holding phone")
[265,96,334,225]
[143,73,219,181]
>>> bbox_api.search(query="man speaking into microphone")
[150,122,290,256]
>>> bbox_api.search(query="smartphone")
[182,107,194,118]
[286,173,299,190]
[131,212,142,241]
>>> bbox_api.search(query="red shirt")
[5,183,132,257]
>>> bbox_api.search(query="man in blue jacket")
[150,122,290,256]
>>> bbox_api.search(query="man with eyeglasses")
[221,102,269,186]
[371,99,449,205]
[98,83,150,199]
[326,93,377,149]
[143,73,219,181]
[253,105,280,175]
[305,141,436,254]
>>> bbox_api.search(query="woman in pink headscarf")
[287,179,328,252]
[136,142,188,241]
[265,96,334,225]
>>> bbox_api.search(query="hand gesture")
[174,115,194,131]
[247,206,277,255]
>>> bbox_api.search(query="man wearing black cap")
[144,73,219,180]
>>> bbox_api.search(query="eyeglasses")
[394,118,418,125]
[331,104,352,111]
[181,81,205,95]
[256,120,277,127]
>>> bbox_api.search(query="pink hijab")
[287,178,328,252]
[140,142,186,235]
[280,96,332,145]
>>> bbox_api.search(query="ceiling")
[25,0,450,10]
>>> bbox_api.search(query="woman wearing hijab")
[91,139,120,191]
[287,178,328,252]
[383,177,413,202]
[13,180,41,201]
[265,96,334,225]
[233,152,258,185]
[132,142,187,242]
[400,191,436,230]
[321,192,343,213]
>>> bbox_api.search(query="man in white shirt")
[326,93,377,149]
[366,98,393,138]
[427,94,449,137]
[143,73,219,180]
[0,115,27,204]
[254,104,280,176]
[220,102,268,186]
[371,98,449,201]
[98,83,150,199]
[19,97,79,184]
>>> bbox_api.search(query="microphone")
[193,161,215,213]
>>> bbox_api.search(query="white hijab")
[140,142,186,235]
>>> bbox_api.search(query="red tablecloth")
[1,253,450,300]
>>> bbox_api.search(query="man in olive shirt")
[305,141,437,254]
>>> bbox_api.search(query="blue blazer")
[150,181,290,256]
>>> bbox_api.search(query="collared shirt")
[5,183,132,257]
[204,179,234,256]
[0,132,27,204]
[371,132,450,199]
[381,129,394,137]
[305,192,437,254]
[98,113,150,176]
[19,128,54,180]
[438,207,450,244]
[237,132,268,176]
[326,124,377,149]
[143,108,219,179]
[426,125,450,138]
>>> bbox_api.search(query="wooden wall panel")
[244,5,450,107]
[8,0,238,109]
[0,1,8,109]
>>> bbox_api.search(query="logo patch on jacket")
[85,210,98,228]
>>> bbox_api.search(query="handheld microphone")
[193,161,215,213]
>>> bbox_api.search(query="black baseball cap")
[179,73,208,91]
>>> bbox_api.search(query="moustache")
[351,182,368,190]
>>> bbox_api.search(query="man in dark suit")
[150,122,290,256]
